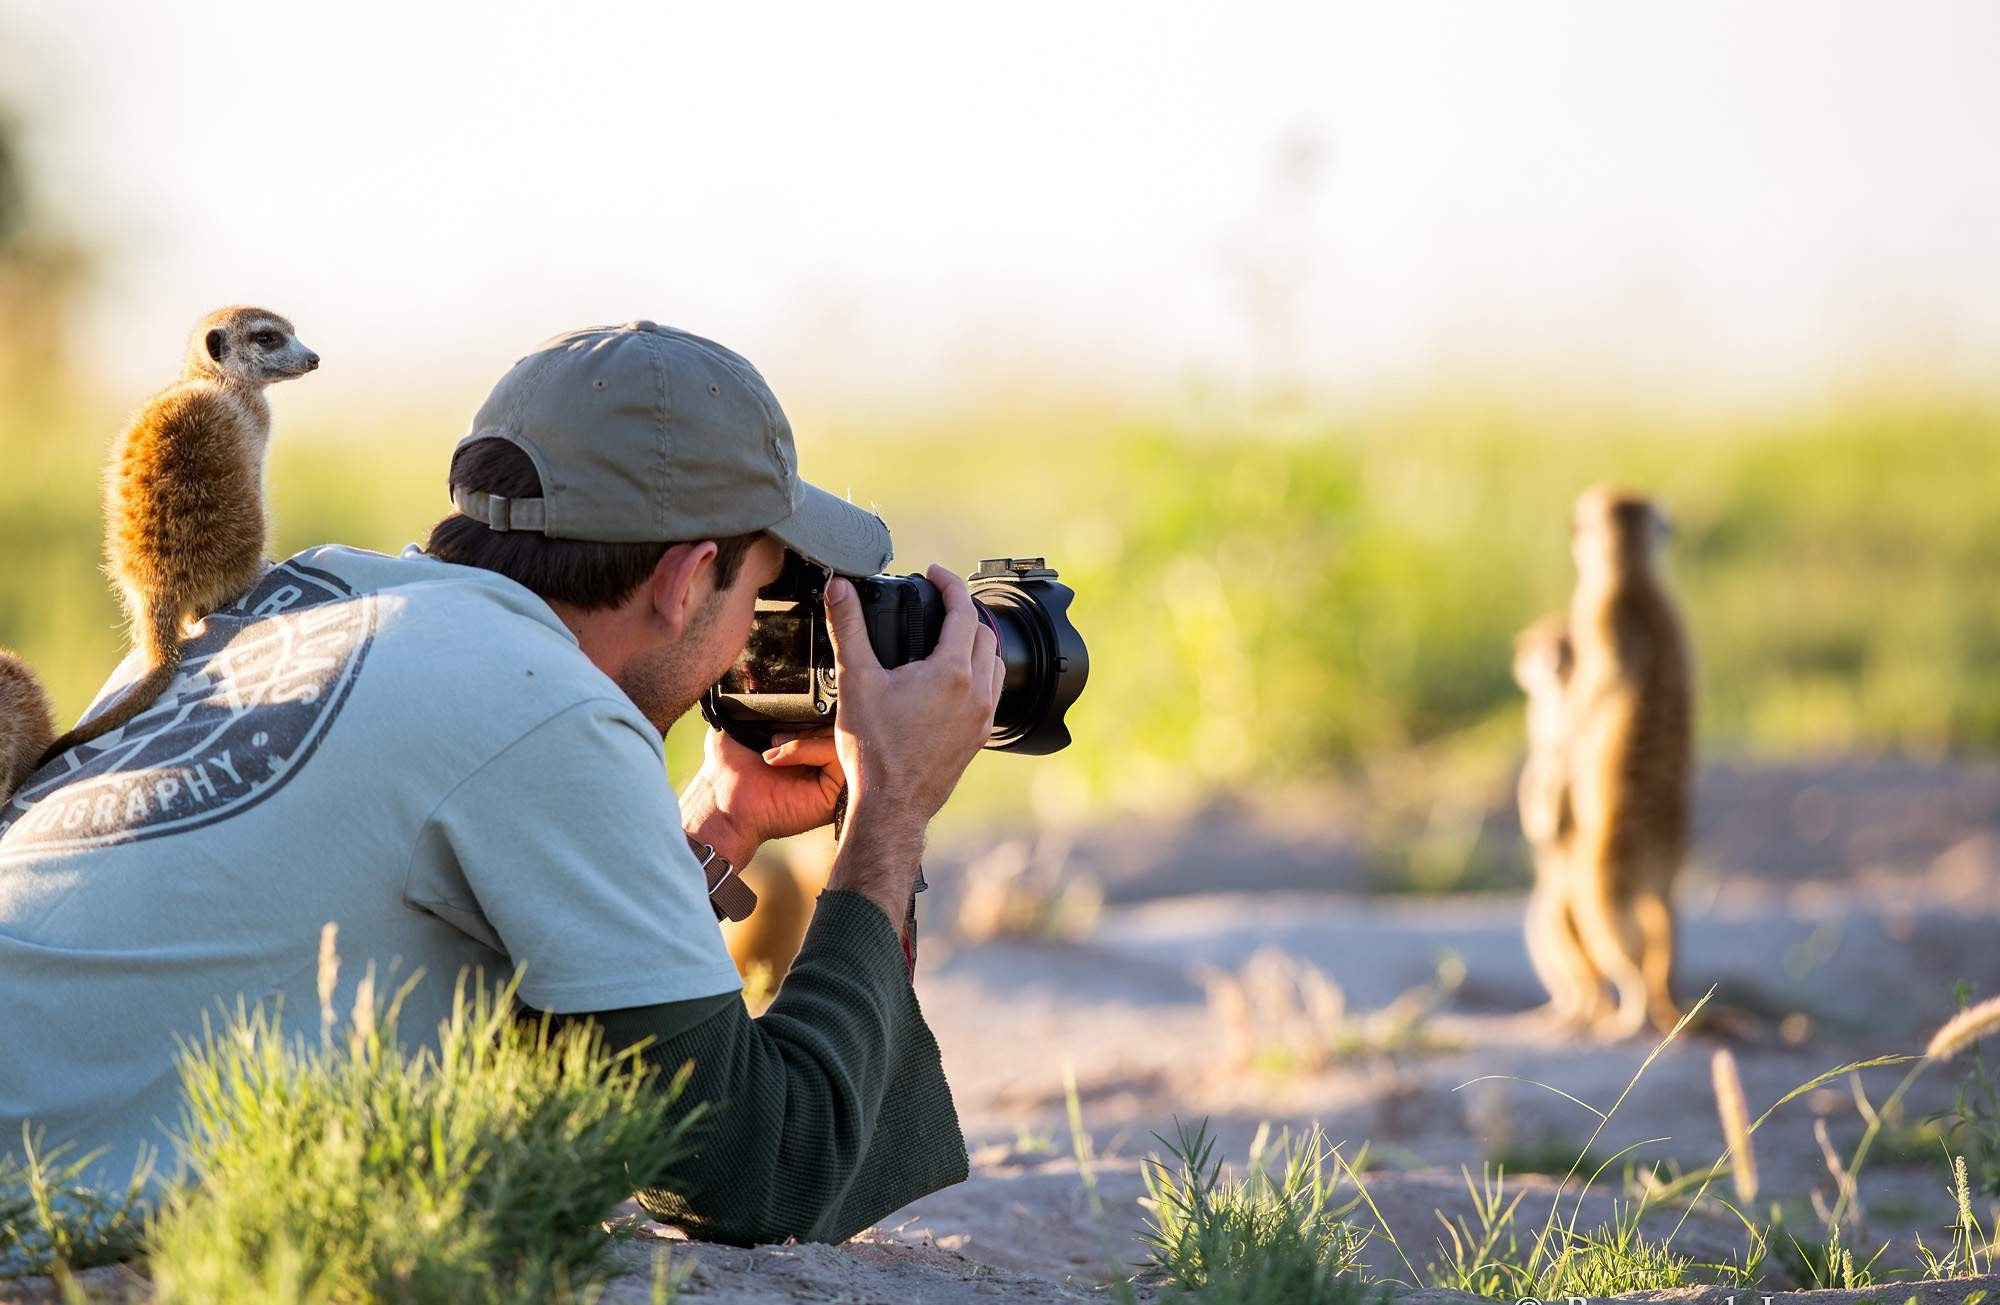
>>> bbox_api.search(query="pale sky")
[5,0,1997,410]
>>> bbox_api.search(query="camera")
[700,554,1088,755]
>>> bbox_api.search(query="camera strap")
[687,835,759,922]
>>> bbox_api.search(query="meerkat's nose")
[304,353,320,370]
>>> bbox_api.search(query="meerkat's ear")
[205,329,228,362]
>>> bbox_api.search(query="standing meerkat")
[1563,485,1693,1038]
[722,844,821,990]
[1512,612,1604,1028]
[38,306,318,766]
[0,650,56,804]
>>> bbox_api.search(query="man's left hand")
[680,727,843,867]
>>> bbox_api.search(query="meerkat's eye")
[252,330,282,349]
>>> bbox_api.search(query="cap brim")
[766,481,893,577]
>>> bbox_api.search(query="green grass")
[16,969,2000,1300]
[1423,1166,1708,1298]
[1139,1120,1377,1305]
[0,1130,150,1282]
[9,388,2000,849]
[143,971,703,1304]
[0,965,705,1302]
[1111,989,2000,1300]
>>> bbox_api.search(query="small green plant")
[1422,1165,1699,1298]
[1139,1118,1377,1305]
[1424,1163,1530,1296]
[1537,1200,1698,1297]
[1776,1222,1888,1291]
[1933,985,2000,1198]
[144,967,705,1304]
[1915,1154,1996,1280]
[0,1128,152,1281]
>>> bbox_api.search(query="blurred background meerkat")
[0,651,55,804]
[721,838,829,991]
[38,307,318,767]
[1511,611,1603,1028]
[1562,485,1694,1038]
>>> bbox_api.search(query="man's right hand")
[772,564,1001,923]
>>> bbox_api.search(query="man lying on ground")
[0,321,996,1244]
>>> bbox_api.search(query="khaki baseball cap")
[449,320,892,576]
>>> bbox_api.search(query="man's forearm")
[823,803,926,927]
[548,888,965,1246]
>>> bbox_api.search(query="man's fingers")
[822,576,884,678]
[971,620,998,672]
[927,564,979,664]
[763,735,839,767]
[984,635,1005,709]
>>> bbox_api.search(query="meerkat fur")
[0,650,56,805]
[38,307,318,767]
[1512,611,1605,1028]
[1562,485,1694,1039]
[723,844,821,985]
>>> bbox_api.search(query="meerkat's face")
[194,307,320,386]
[1570,486,1666,578]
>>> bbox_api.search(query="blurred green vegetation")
[4,386,1999,838]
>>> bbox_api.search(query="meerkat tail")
[36,608,187,767]
[36,660,180,767]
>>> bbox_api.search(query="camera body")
[700,556,1087,755]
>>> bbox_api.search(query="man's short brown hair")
[426,439,760,611]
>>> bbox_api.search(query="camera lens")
[967,559,1089,755]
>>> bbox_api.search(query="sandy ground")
[10,759,2000,1303]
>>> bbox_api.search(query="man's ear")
[646,540,720,639]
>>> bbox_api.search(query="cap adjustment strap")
[452,486,548,533]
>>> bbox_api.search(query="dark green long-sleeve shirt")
[542,889,967,1246]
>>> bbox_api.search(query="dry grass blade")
[1711,1049,1759,1204]
[315,921,338,1038]
[1335,1148,1420,1287]
[1747,1055,1911,1133]
[1813,1117,1864,1230]
[1929,996,2000,1063]
[1453,1074,1606,1123]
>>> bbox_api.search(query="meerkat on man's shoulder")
[38,306,318,768]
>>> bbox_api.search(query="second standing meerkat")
[1563,485,1694,1039]
[38,306,318,767]
[1512,611,1604,1028]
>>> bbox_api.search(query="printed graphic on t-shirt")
[0,561,377,857]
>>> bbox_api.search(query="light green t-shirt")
[0,545,742,1186]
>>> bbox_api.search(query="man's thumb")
[823,577,882,672]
